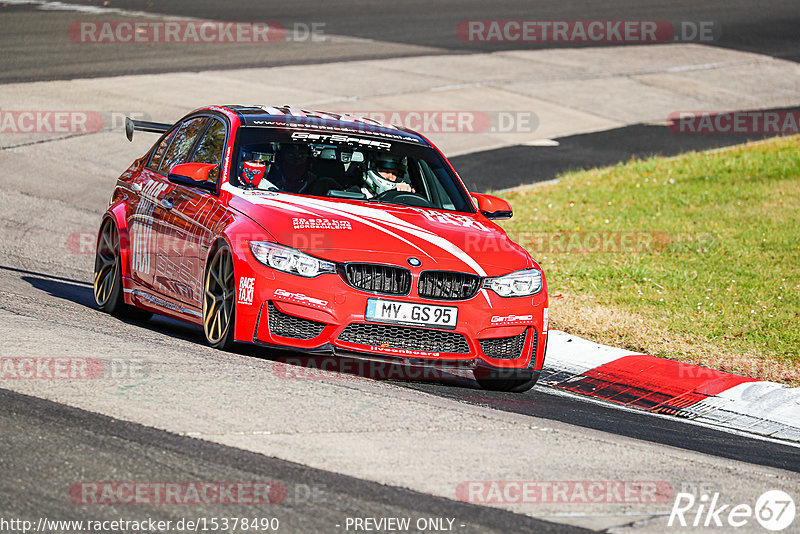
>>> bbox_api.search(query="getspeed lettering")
[290,131,392,150]
[491,314,534,324]
[273,289,328,308]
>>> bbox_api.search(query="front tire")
[93,218,152,321]
[202,243,236,350]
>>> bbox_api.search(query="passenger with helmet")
[361,153,414,198]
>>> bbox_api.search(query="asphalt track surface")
[1,263,798,531]
[100,0,799,60]
[4,1,799,192]
[450,117,800,191]
[2,1,800,532]
[5,264,800,477]
[0,387,583,534]
[1,0,799,83]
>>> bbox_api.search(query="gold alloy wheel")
[203,246,235,345]
[93,219,119,307]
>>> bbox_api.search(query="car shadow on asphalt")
[1,264,96,306]
[15,267,211,346]
[22,274,96,309]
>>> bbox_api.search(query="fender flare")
[103,201,132,281]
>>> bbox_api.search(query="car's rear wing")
[125,117,171,142]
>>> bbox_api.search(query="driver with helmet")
[240,158,268,188]
[361,153,414,197]
[239,144,317,193]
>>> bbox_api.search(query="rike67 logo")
[238,277,255,305]
[669,490,795,531]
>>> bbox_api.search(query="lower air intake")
[268,302,326,339]
[479,330,533,360]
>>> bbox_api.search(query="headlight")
[483,269,543,297]
[250,241,337,278]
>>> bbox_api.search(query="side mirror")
[168,163,218,193]
[472,193,513,219]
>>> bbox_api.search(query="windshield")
[231,127,474,212]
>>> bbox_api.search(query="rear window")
[148,128,177,170]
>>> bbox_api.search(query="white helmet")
[365,154,406,195]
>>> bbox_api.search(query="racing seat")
[311,148,346,185]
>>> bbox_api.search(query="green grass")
[496,136,800,383]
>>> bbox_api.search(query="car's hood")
[225,186,534,276]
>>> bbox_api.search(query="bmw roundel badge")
[407,257,422,267]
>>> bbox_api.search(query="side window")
[190,119,226,182]
[158,117,207,174]
[148,128,177,170]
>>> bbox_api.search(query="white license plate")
[365,299,458,329]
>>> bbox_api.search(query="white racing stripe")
[270,196,438,261]
[275,194,489,276]
[223,184,320,215]
[224,184,435,260]
[224,184,497,304]
[260,194,496,306]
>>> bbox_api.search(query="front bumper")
[233,260,548,371]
